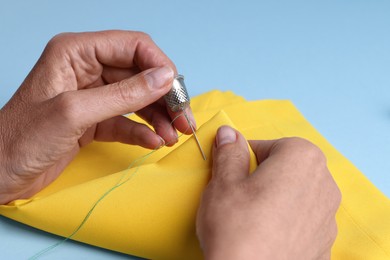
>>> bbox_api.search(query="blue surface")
[1,0,390,259]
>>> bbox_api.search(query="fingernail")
[216,126,237,147]
[172,130,179,144]
[145,66,174,89]
[158,136,166,149]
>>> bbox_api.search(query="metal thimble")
[164,75,190,112]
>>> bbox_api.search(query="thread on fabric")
[29,113,189,260]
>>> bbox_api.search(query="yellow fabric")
[1,90,390,259]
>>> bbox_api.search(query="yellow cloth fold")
[1,90,390,259]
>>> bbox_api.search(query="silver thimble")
[164,75,190,112]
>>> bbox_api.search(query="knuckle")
[306,146,327,167]
[51,32,72,42]
[329,221,339,244]
[115,80,132,102]
[321,221,338,256]
[205,181,221,196]
[332,185,342,209]
[135,31,152,41]
[46,32,74,51]
[287,137,327,165]
[133,31,176,71]
[52,92,80,127]
[114,78,145,105]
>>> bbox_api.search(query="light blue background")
[1,1,389,259]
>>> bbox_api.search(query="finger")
[249,138,328,183]
[94,30,177,72]
[100,66,196,137]
[38,31,177,93]
[47,30,197,138]
[50,66,174,132]
[248,139,279,164]
[136,102,179,146]
[249,138,313,165]
[101,65,141,84]
[95,62,195,137]
[52,30,177,72]
[94,116,164,149]
[167,106,196,134]
[212,126,250,183]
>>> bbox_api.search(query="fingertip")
[185,107,197,129]
[157,135,166,148]
[215,126,237,147]
[144,66,174,91]
[167,110,194,135]
[137,131,165,150]
[164,132,179,147]
[154,122,178,146]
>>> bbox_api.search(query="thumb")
[212,126,250,183]
[50,66,174,130]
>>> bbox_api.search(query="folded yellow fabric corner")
[1,90,390,259]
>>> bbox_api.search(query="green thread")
[29,113,188,259]
[29,149,156,260]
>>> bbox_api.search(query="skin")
[0,30,341,259]
[197,126,341,260]
[0,30,195,204]
[197,126,341,259]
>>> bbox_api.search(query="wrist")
[0,121,7,204]
[0,159,13,205]
[0,166,11,205]
[0,119,14,205]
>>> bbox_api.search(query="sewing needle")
[184,112,207,161]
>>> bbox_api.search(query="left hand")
[0,30,195,204]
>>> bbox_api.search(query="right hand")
[197,126,341,259]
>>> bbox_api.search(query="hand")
[197,126,341,259]
[0,30,195,204]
